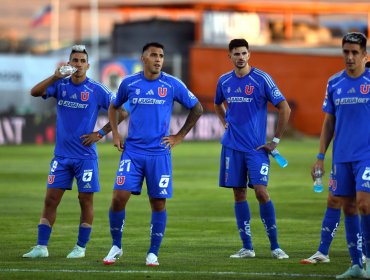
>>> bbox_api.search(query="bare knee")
[233,188,246,202]
[357,192,370,215]
[111,190,131,212]
[150,198,166,212]
[327,193,342,209]
[44,189,64,208]
[254,185,270,203]
[342,197,357,216]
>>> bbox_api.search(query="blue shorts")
[47,156,100,193]
[113,150,172,198]
[219,146,270,188]
[330,160,370,196]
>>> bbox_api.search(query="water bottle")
[59,65,77,75]
[313,167,324,193]
[270,149,288,168]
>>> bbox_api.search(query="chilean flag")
[31,4,52,28]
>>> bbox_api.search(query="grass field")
[0,138,352,280]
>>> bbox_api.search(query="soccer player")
[102,42,203,266]
[23,45,127,259]
[214,38,291,259]
[305,32,370,279]
[300,55,370,266]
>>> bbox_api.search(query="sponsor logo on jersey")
[159,189,168,195]
[260,163,269,175]
[83,183,92,189]
[81,91,89,101]
[158,87,167,97]
[245,85,254,95]
[48,175,55,184]
[70,93,77,100]
[146,89,155,95]
[347,87,356,94]
[58,100,89,109]
[260,176,268,182]
[159,175,170,188]
[336,88,342,95]
[227,97,253,103]
[82,170,93,182]
[361,181,370,189]
[132,98,166,105]
[116,176,125,185]
[335,97,370,105]
[235,87,242,93]
[362,167,370,181]
[135,88,141,95]
[360,84,370,95]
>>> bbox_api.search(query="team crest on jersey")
[81,91,89,101]
[329,178,337,191]
[360,85,370,95]
[48,175,55,184]
[158,87,167,97]
[116,176,125,185]
[245,85,254,95]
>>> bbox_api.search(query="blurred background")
[0,0,369,145]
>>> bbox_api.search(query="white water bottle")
[270,149,288,168]
[313,167,323,193]
[59,65,77,75]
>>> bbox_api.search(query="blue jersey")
[214,67,285,152]
[323,68,370,163]
[44,77,114,159]
[114,71,198,155]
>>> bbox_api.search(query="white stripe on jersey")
[162,72,186,88]
[221,75,233,86]
[254,68,275,88]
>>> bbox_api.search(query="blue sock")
[361,214,370,258]
[148,210,167,256]
[259,200,279,250]
[109,208,125,248]
[344,215,362,268]
[318,207,341,255]
[37,224,52,246]
[234,201,253,250]
[76,225,92,248]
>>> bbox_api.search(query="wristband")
[272,137,280,144]
[98,129,106,138]
[317,153,325,160]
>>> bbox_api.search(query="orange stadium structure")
[69,0,369,135]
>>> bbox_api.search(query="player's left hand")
[256,141,277,153]
[161,135,183,150]
[80,132,101,146]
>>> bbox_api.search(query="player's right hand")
[112,134,124,152]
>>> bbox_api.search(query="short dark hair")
[142,42,164,53]
[228,39,249,52]
[69,45,89,61]
[342,32,367,50]
[366,61,370,68]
